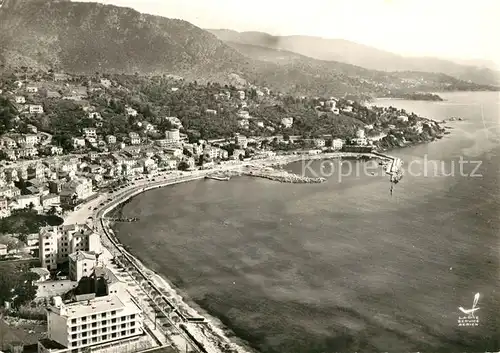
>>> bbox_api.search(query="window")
[121,330,126,336]
[82,332,87,337]
[121,323,126,329]
[82,339,87,345]
[92,338,97,343]
[102,327,107,333]
[91,330,97,335]
[71,334,77,340]
[71,327,76,332]
[130,314,135,319]
[101,313,106,318]
[91,322,97,328]
[91,314,97,320]
[111,325,116,331]
[130,322,135,327]
[81,316,86,322]
[130,329,135,334]
[71,319,77,324]
[102,335,107,340]
[72,342,77,347]
[111,318,116,323]
[111,310,116,315]
[82,324,87,330]
[101,320,107,325]
[121,317,126,322]
[111,333,117,338]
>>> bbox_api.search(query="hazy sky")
[77,0,500,67]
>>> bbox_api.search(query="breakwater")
[243,169,326,184]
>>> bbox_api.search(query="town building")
[314,139,326,148]
[39,224,102,270]
[164,129,180,144]
[0,137,17,149]
[106,135,116,144]
[72,137,86,149]
[12,194,41,210]
[100,78,112,88]
[29,105,44,114]
[128,132,141,145]
[125,107,138,117]
[15,96,26,104]
[27,164,44,180]
[83,128,97,139]
[41,194,61,208]
[27,124,38,133]
[235,134,248,149]
[60,177,93,204]
[88,112,102,120]
[42,294,143,352]
[69,251,98,282]
[332,138,344,150]
[26,86,38,93]
[0,197,10,219]
[281,117,294,128]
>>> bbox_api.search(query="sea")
[114,91,500,353]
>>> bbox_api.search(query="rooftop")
[39,338,67,350]
[30,267,50,277]
[56,295,125,318]
[93,267,120,285]
[69,251,96,262]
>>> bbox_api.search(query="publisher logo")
[458,293,480,327]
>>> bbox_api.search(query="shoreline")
[87,151,399,353]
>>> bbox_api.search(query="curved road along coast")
[86,151,401,353]
[92,169,252,353]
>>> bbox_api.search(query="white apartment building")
[69,251,98,282]
[164,129,180,144]
[125,107,138,117]
[29,105,44,114]
[43,295,143,352]
[234,134,248,149]
[15,96,26,104]
[106,135,116,144]
[332,138,344,150]
[39,224,102,270]
[83,128,97,139]
[72,137,86,149]
[281,117,294,128]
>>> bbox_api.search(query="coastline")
[85,150,401,353]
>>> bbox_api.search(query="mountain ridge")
[0,1,496,98]
[207,29,500,86]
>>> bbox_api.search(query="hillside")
[0,0,252,82]
[224,42,497,94]
[207,29,500,86]
[0,0,495,98]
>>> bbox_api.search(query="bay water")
[114,92,500,353]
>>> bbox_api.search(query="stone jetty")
[243,169,326,184]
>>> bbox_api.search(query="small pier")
[105,217,139,222]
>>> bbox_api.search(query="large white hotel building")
[40,294,143,353]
